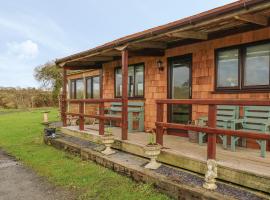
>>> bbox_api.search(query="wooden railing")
[62,98,122,135]
[155,99,270,159]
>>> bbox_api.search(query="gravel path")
[0,150,75,200]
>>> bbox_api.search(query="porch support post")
[99,102,105,135]
[121,49,128,140]
[207,105,217,160]
[62,67,67,127]
[99,67,104,135]
[79,102,84,131]
[156,103,164,145]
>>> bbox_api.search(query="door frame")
[167,54,193,135]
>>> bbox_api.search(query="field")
[0,108,169,200]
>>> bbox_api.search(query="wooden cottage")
[56,0,270,193]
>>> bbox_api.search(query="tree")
[34,61,62,104]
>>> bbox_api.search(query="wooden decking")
[61,125,270,193]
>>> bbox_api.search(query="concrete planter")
[144,144,161,169]
[101,134,116,155]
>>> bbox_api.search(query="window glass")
[244,43,270,86]
[92,76,100,98]
[86,78,92,98]
[115,68,122,97]
[70,80,76,99]
[135,65,144,96]
[217,49,239,88]
[75,79,84,99]
[128,66,134,97]
[115,64,144,97]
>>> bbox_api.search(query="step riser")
[45,137,236,200]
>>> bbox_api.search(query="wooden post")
[121,49,128,140]
[62,68,67,127]
[79,102,84,131]
[156,103,164,145]
[99,102,104,135]
[207,104,217,159]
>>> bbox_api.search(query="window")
[86,76,100,99]
[70,79,84,99]
[216,49,239,88]
[115,63,144,98]
[244,43,270,87]
[216,41,270,91]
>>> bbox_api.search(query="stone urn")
[101,134,116,155]
[144,144,161,170]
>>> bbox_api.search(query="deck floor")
[68,125,270,178]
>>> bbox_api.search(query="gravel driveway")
[0,150,75,200]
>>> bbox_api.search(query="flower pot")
[144,144,161,169]
[101,134,115,155]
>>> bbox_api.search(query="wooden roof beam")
[129,41,167,49]
[234,13,268,26]
[166,31,208,40]
[79,56,114,62]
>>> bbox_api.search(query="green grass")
[0,108,170,200]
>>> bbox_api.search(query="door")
[168,56,192,133]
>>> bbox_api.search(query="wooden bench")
[235,106,270,157]
[198,105,239,149]
[106,102,144,132]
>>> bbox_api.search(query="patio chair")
[235,106,270,157]
[198,105,239,149]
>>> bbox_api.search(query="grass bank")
[0,108,169,200]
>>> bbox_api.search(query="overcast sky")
[0,0,236,88]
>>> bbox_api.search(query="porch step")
[60,126,270,194]
[45,132,269,200]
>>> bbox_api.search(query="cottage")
[56,0,270,193]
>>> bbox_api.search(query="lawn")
[0,108,170,200]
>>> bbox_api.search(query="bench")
[235,106,270,157]
[198,105,239,149]
[107,102,144,132]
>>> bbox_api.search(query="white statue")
[203,159,217,190]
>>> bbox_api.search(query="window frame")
[215,39,270,93]
[69,78,84,99]
[114,63,145,99]
[85,75,101,99]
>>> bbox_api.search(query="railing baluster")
[99,102,104,135]
[79,102,84,130]
[207,104,217,160]
[156,103,164,145]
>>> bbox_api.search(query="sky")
[0,0,237,88]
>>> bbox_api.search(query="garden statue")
[101,128,116,155]
[203,159,217,190]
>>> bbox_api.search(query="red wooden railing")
[155,99,270,159]
[63,98,122,135]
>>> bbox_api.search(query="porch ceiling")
[56,0,270,70]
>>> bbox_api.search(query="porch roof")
[56,0,270,70]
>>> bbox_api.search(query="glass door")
[169,56,191,124]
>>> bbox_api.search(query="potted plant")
[188,120,198,143]
[101,127,116,155]
[144,130,161,169]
